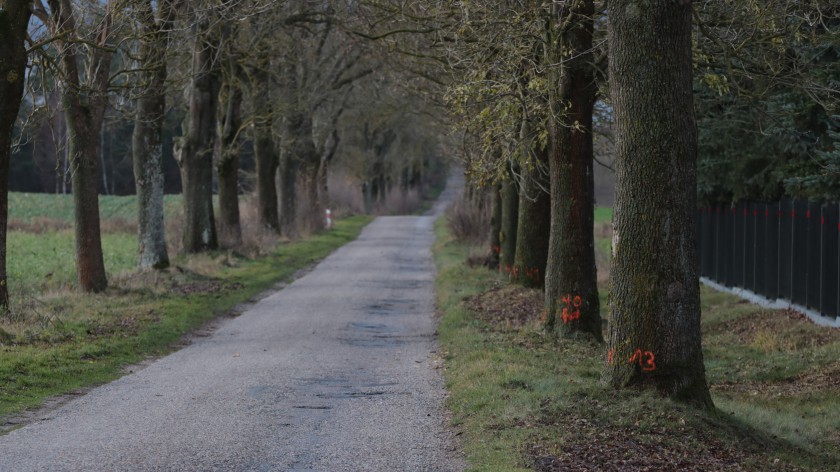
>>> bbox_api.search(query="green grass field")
[8,192,183,223]
[435,218,840,471]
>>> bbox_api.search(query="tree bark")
[512,143,551,289]
[49,0,111,292]
[132,0,173,270]
[544,0,602,340]
[175,12,221,253]
[489,182,502,269]
[279,149,299,238]
[0,0,33,306]
[499,163,519,273]
[216,75,243,246]
[249,70,280,232]
[604,0,712,407]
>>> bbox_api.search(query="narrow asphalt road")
[0,174,465,471]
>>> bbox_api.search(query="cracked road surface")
[0,175,465,471]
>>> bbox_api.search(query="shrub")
[445,194,491,244]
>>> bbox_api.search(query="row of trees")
[1,2,449,302]
[399,0,836,406]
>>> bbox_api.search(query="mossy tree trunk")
[499,163,519,273]
[49,0,111,292]
[279,149,299,238]
[544,0,602,340]
[0,0,33,306]
[282,111,318,235]
[175,12,221,253]
[604,0,712,407]
[216,73,244,246]
[132,0,173,270]
[249,70,280,232]
[489,182,502,269]
[512,123,551,289]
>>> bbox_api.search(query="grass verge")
[434,218,839,471]
[0,215,372,421]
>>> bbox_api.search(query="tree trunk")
[544,0,602,340]
[306,162,324,231]
[0,0,33,307]
[49,0,111,292]
[512,144,551,289]
[279,150,298,238]
[216,76,243,246]
[489,182,502,269]
[604,0,712,407]
[499,164,519,273]
[175,13,221,253]
[249,71,280,232]
[132,0,172,270]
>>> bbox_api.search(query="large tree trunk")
[175,13,221,253]
[544,0,602,340]
[249,71,280,232]
[216,76,243,246]
[132,0,173,270]
[604,0,712,407]
[279,150,299,238]
[489,182,502,269]
[512,128,551,289]
[499,165,519,273]
[0,0,33,307]
[49,0,111,292]
[305,162,323,231]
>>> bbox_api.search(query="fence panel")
[699,198,840,321]
[821,204,839,319]
[765,202,780,300]
[779,199,794,301]
[715,206,725,282]
[754,203,767,296]
[806,201,822,310]
[745,203,757,292]
[792,199,809,306]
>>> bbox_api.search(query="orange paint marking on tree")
[560,294,581,324]
[628,348,657,372]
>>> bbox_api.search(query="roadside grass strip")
[433,218,840,471]
[0,216,372,421]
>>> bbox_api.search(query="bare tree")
[42,0,117,291]
[174,2,222,253]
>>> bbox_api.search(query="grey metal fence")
[698,200,840,320]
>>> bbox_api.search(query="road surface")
[0,174,465,471]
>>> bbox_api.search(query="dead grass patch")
[714,308,840,351]
[712,361,840,396]
[463,282,544,331]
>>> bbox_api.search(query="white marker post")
[325,208,332,229]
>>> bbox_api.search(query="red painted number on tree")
[561,294,582,324]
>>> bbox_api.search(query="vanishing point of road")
[0,175,465,471]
